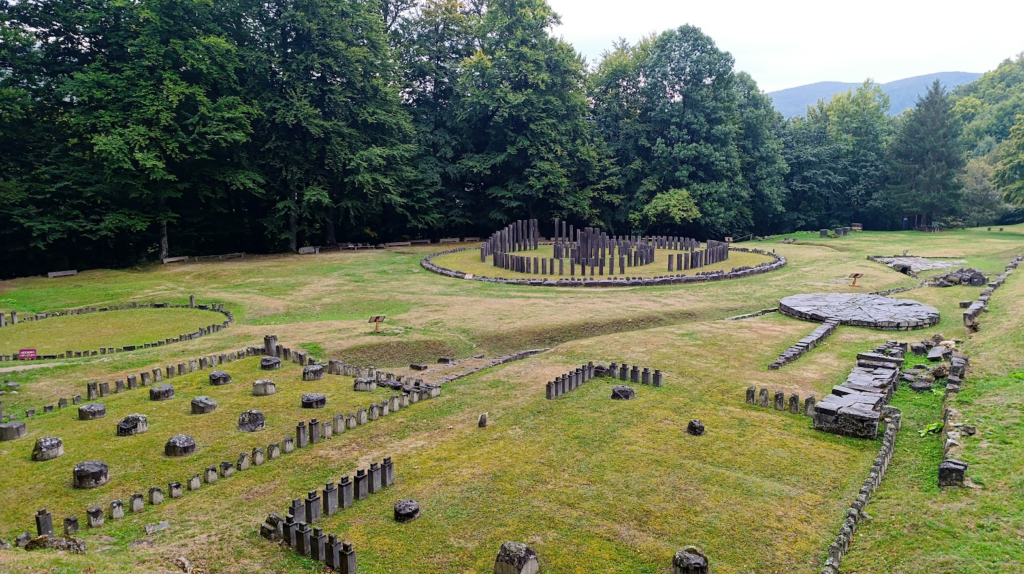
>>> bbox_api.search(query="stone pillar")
[355,469,369,500]
[324,482,339,516]
[35,509,54,537]
[340,476,354,509]
[788,394,800,414]
[305,490,322,524]
[746,386,756,404]
[383,456,395,487]
[758,388,769,407]
[652,370,662,387]
[773,391,785,410]
[296,422,308,448]
[87,507,105,528]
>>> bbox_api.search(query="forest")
[2,0,1023,278]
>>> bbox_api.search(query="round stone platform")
[779,293,940,331]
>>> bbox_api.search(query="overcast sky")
[548,0,1024,92]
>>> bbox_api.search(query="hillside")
[770,72,982,117]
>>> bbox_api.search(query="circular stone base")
[779,293,940,330]
[238,409,266,432]
[149,384,175,401]
[260,357,281,370]
[301,393,327,409]
[73,460,109,489]
[165,434,196,456]
[394,499,420,523]
[611,385,635,400]
[116,414,149,436]
[32,436,64,461]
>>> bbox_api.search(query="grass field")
[0,226,1021,573]
[0,308,225,355]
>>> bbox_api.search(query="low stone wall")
[962,255,1020,332]
[0,298,233,361]
[725,308,778,321]
[421,247,787,288]
[768,319,838,369]
[818,406,902,574]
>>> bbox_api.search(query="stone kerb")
[420,246,786,288]
[818,407,901,574]
[769,319,839,369]
[962,254,1020,333]
[0,296,234,362]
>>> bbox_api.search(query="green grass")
[0,225,1021,573]
[0,308,225,355]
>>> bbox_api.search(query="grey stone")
[191,396,218,414]
[116,414,149,436]
[32,436,64,461]
[261,356,281,371]
[611,385,635,400]
[78,403,106,420]
[939,459,968,487]
[253,380,276,396]
[0,421,28,441]
[779,293,940,331]
[686,420,705,436]
[494,541,538,574]
[301,393,327,409]
[209,370,232,385]
[238,409,266,432]
[72,460,109,489]
[165,434,196,457]
[302,364,324,381]
[394,499,420,523]
[149,384,175,401]
[672,546,709,574]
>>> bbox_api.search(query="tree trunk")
[325,207,337,246]
[289,191,298,252]
[159,220,169,260]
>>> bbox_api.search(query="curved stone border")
[0,297,233,361]
[421,247,787,288]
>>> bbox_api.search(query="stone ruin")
[610,385,635,400]
[191,396,218,414]
[116,414,148,436]
[238,409,266,432]
[930,268,988,287]
[813,342,904,439]
[32,436,64,461]
[494,541,539,574]
[260,457,395,570]
[546,361,663,399]
[477,218,730,278]
[780,293,940,331]
[672,546,709,574]
[72,461,109,489]
[209,370,232,385]
[393,499,420,523]
[165,434,196,457]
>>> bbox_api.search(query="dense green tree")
[394,0,480,236]
[994,114,1024,205]
[961,156,1011,225]
[457,0,601,226]
[882,80,965,227]
[734,72,788,235]
[779,117,849,230]
[250,0,414,249]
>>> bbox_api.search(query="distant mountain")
[769,72,983,118]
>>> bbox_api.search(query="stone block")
[72,460,109,489]
[494,541,538,574]
[32,436,64,461]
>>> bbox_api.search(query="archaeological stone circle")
[779,293,941,330]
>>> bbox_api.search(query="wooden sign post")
[848,273,863,287]
[369,315,387,333]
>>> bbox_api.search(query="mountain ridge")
[769,72,982,118]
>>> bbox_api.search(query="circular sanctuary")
[0,298,233,361]
[422,218,785,287]
[779,293,940,330]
